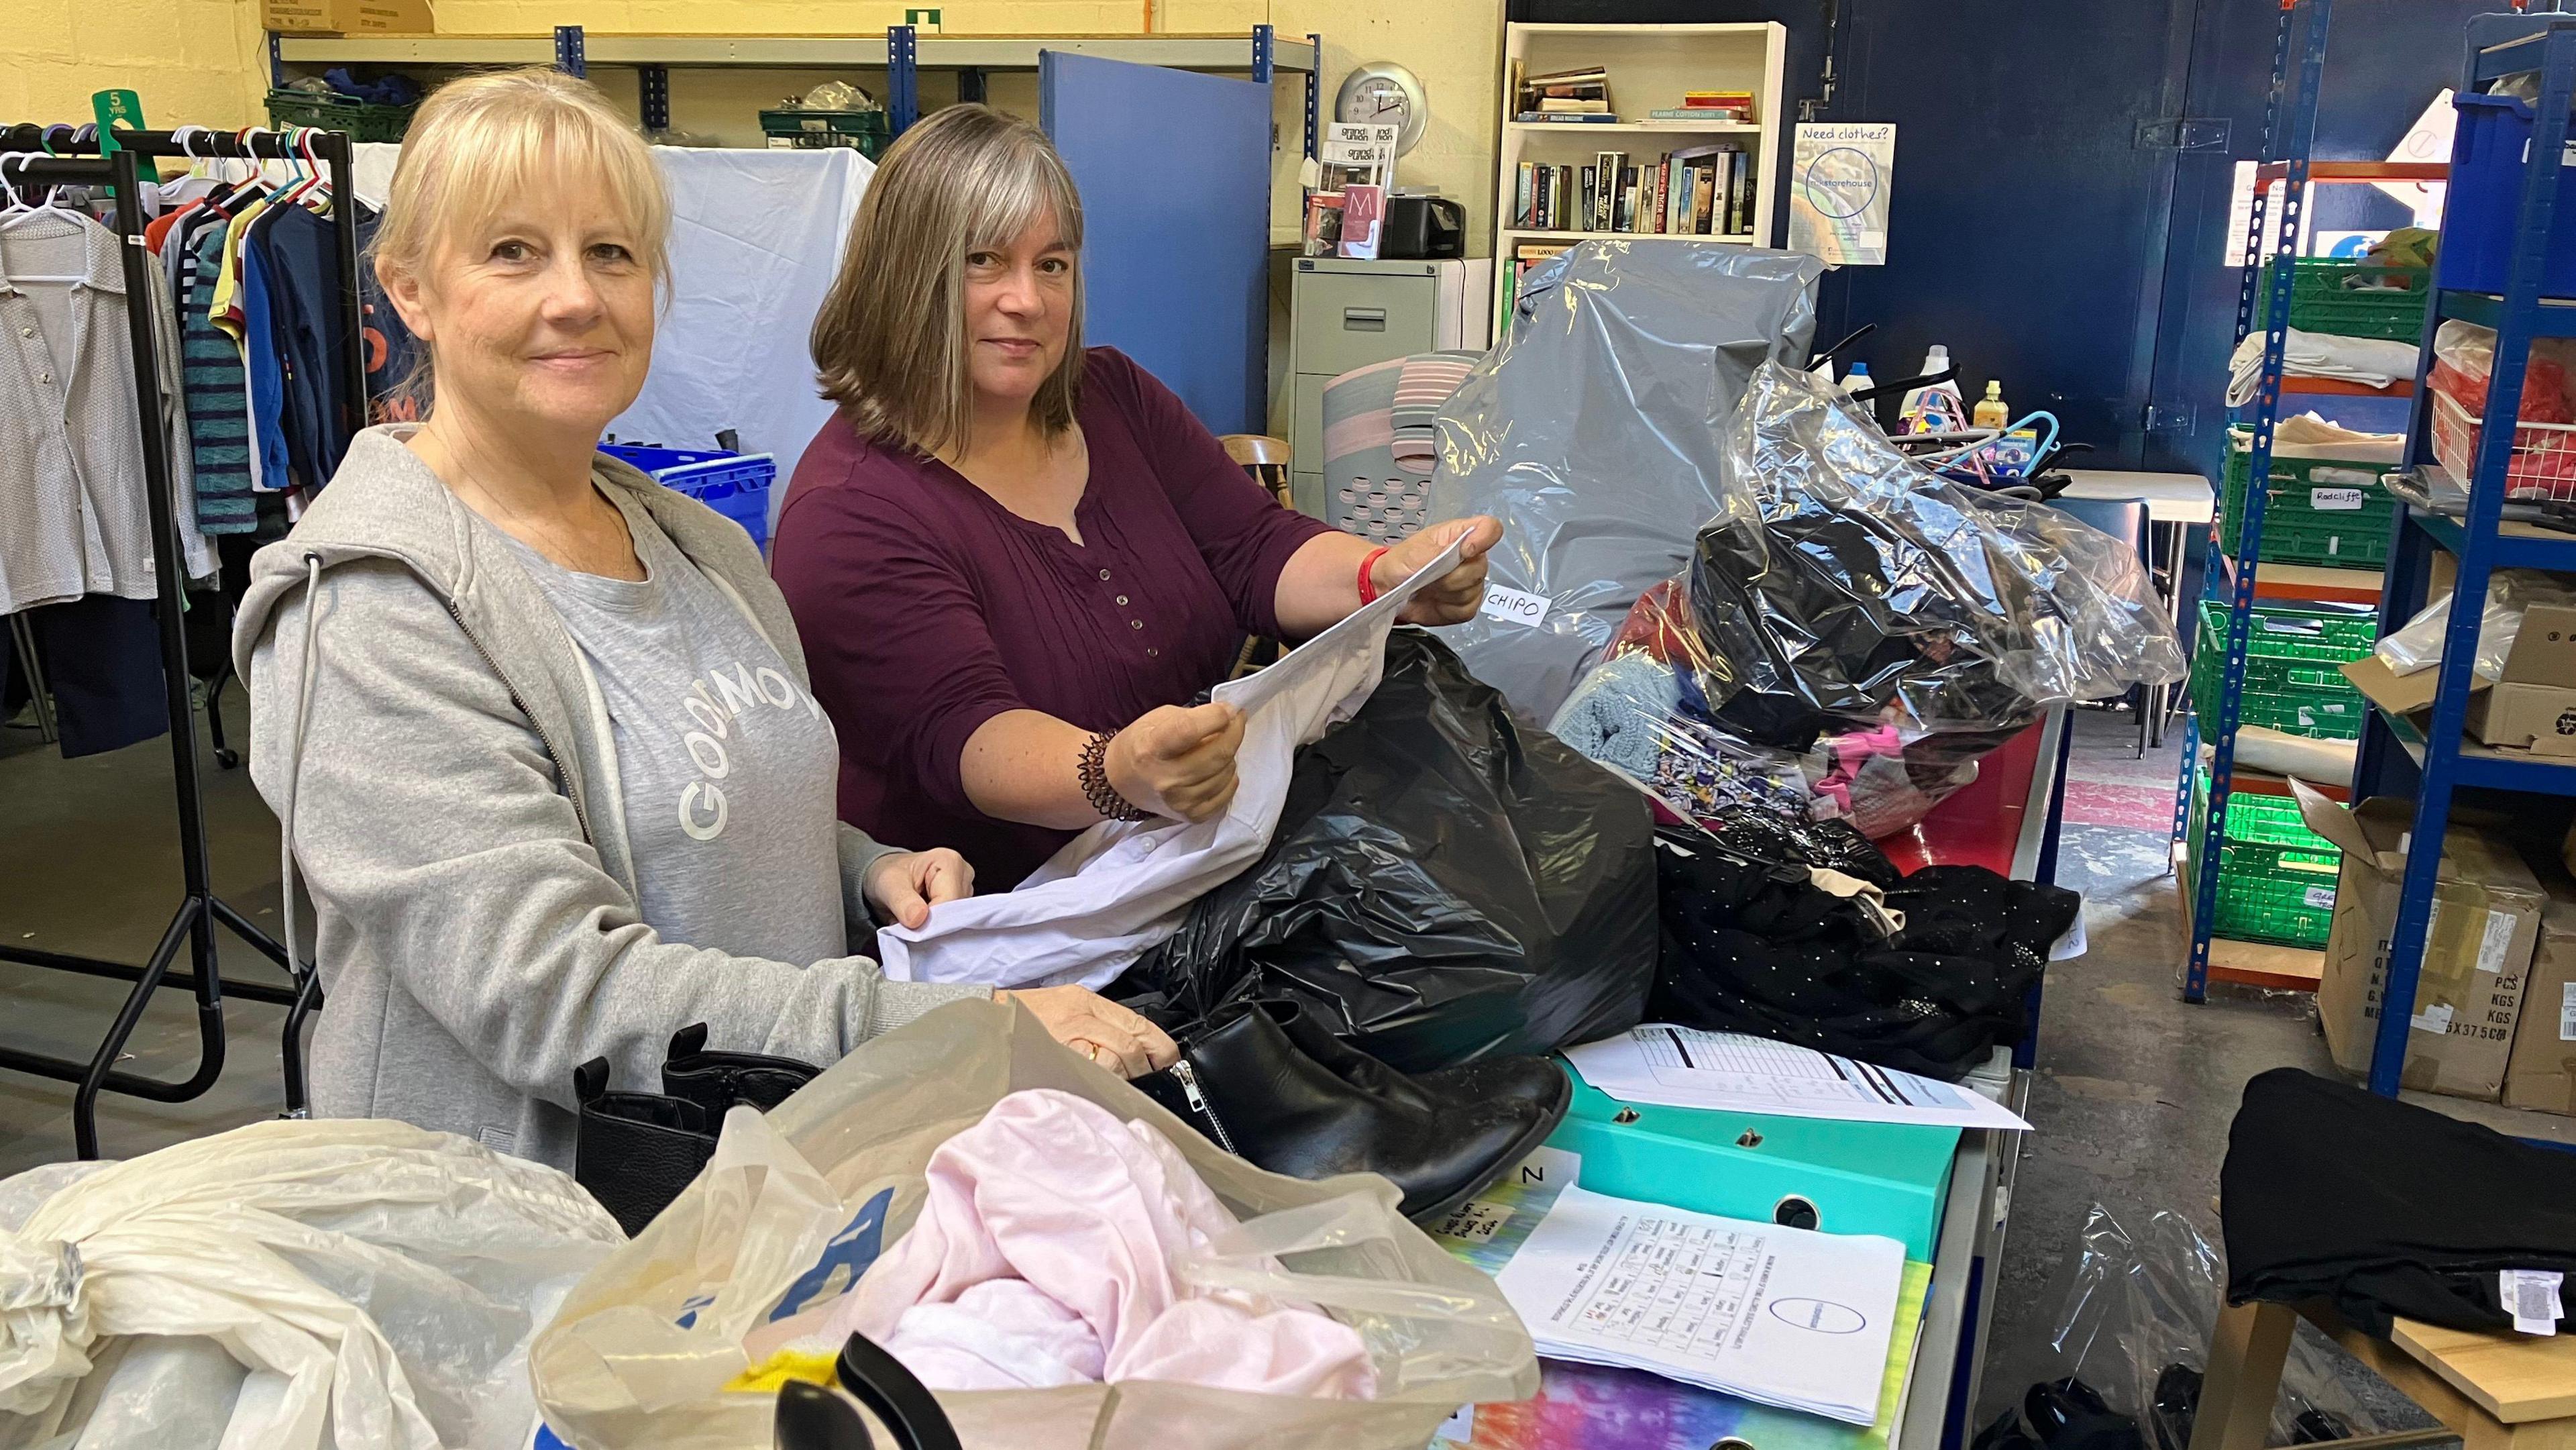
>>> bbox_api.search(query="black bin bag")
[1121,631,1657,1073]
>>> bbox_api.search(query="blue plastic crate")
[2439,93,2576,299]
[598,444,776,554]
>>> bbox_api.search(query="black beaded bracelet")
[1079,729,1152,822]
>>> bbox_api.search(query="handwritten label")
[1480,584,1552,628]
[2304,886,2337,910]
[1436,1199,1514,1241]
[2309,486,2366,511]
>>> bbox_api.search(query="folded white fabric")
[873,539,1462,990]
[810,1089,1377,1399]
[2227,329,2420,406]
[2265,410,2406,462]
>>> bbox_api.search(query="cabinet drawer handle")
[1342,307,1387,331]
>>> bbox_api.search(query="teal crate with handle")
[263,89,416,143]
[2218,433,2399,569]
[2251,258,2432,341]
[2189,599,2377,740]
[2186,767,2343,948]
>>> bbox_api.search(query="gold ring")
[1083,1042,1103,1064]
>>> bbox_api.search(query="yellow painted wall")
[2,0,271,132]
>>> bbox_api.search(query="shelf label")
[2520,137,2576,168]
[1480,584,1552,628]
[2410,1002,2455,1034]
[2304,886,2337,910]
[2309,486,2367,511]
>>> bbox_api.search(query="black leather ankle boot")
[572,1057,718,1237]
[1135,998,1571,1223]
[661,1023,820,1116]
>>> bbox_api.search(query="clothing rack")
[0,123,362,1157]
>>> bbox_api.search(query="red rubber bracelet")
[1356,546,1391,607]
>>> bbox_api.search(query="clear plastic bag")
[1693,362,2186,747]
[2374,569,2576,678]
[0,1120,623,1450]
[1425,241,1828,721]
[1996,1203,2411,1450]
[529,998,1537,1450]
[1548,580,1991,842]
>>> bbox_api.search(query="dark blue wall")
[1507,0,2494,472]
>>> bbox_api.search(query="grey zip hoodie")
[233,426,985,1171]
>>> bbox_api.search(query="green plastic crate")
[2218,433,2400,569]
[2251,258,2432,342]
[263,89,416,143]
[2189,599,2377,739]
[759,109,888,160]
[2186,767,2343,948]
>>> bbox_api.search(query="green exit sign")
[904,7,942,32]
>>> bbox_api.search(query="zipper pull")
[1168,1057,1240,1157]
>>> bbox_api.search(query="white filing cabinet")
[1286,256,1491,518]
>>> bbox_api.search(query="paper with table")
[1430,1147,1932,1450]
[875,539,1466,991]
[1563,1024,2033,1131]
[1493,1184,1905,1425]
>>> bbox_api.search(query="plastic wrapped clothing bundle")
[1118,630,1658,1074]
[1424,241,1827,721]
[1983,1203,2410,1450]
[0,1119,623,1450]
[1693,362,2188,749]
[1550,577,2008,842]
[2374,570,2576,679]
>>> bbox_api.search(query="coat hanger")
[0,154,93,284]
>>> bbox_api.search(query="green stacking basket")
[759,109,889,159]
[264,89,416,142]
[2251,258,2432,341]
[2218,432,2400,569]
[2189,599,2377,739]
[2186,766,2343,948]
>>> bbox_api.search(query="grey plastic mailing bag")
[1425,240,1826,721]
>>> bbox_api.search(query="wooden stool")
[2191,1300,2576,1450]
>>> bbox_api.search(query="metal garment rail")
[0,125,356,1157]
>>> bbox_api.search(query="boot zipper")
[1169,1058,1240,1157]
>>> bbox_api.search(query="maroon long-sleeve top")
[771,348,1333,890]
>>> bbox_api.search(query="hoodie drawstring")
[279,554,323,995]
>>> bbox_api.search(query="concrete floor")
[2,694,2567,1439]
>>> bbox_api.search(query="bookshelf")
[1491,21,1789,336]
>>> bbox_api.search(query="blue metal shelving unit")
[2179,0,2337,1004]
[2355,14,2576,1096]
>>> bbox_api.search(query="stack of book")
[1515,66,1615,123]
[1648,89,1756,122]
[1511,144,1756,239]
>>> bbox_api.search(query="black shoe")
[2025,1378,2146,1450]
[2150,1363,2202,1450]
[573,1057,718,1237]
[661,1023,820,1116]
[1135,998,1571,1223]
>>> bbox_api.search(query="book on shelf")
[1515,161,1535,228]
[1519,64,1612,117]
[1692,157,1717,234]
[1579,166,1597,231]
[1513,111,1623,123]
[1647,107,1746,122]
[1683,89,1754,108]
[1536,96,1609,113]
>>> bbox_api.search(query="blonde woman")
[233,71,1174,1171]
[772,105,1501,892]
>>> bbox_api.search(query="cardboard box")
[2505,879,2576,1115]
[2294,782,2544,1100]
[2344,602,2576,758]
[262,0,434,35]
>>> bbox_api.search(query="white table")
[2057,470,2214,747]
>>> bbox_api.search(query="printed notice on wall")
[1790,123,1894,266]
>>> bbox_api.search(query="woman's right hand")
[1106,701,1244,823]
[997,986,1181,1077]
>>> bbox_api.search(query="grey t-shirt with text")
[505,488,847,965]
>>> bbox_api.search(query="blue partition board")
[1040,51,1270,434]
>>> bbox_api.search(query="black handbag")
[572,1025,822,1236]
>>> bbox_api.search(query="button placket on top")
[0,278,100,609]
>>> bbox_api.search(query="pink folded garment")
[815,1089,1377,1400]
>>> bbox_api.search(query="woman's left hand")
[863,848,977,930]
[1379,516,1504,626]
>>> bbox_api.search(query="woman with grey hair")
[233,70,1175,1173]
[773,104,1503,893]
